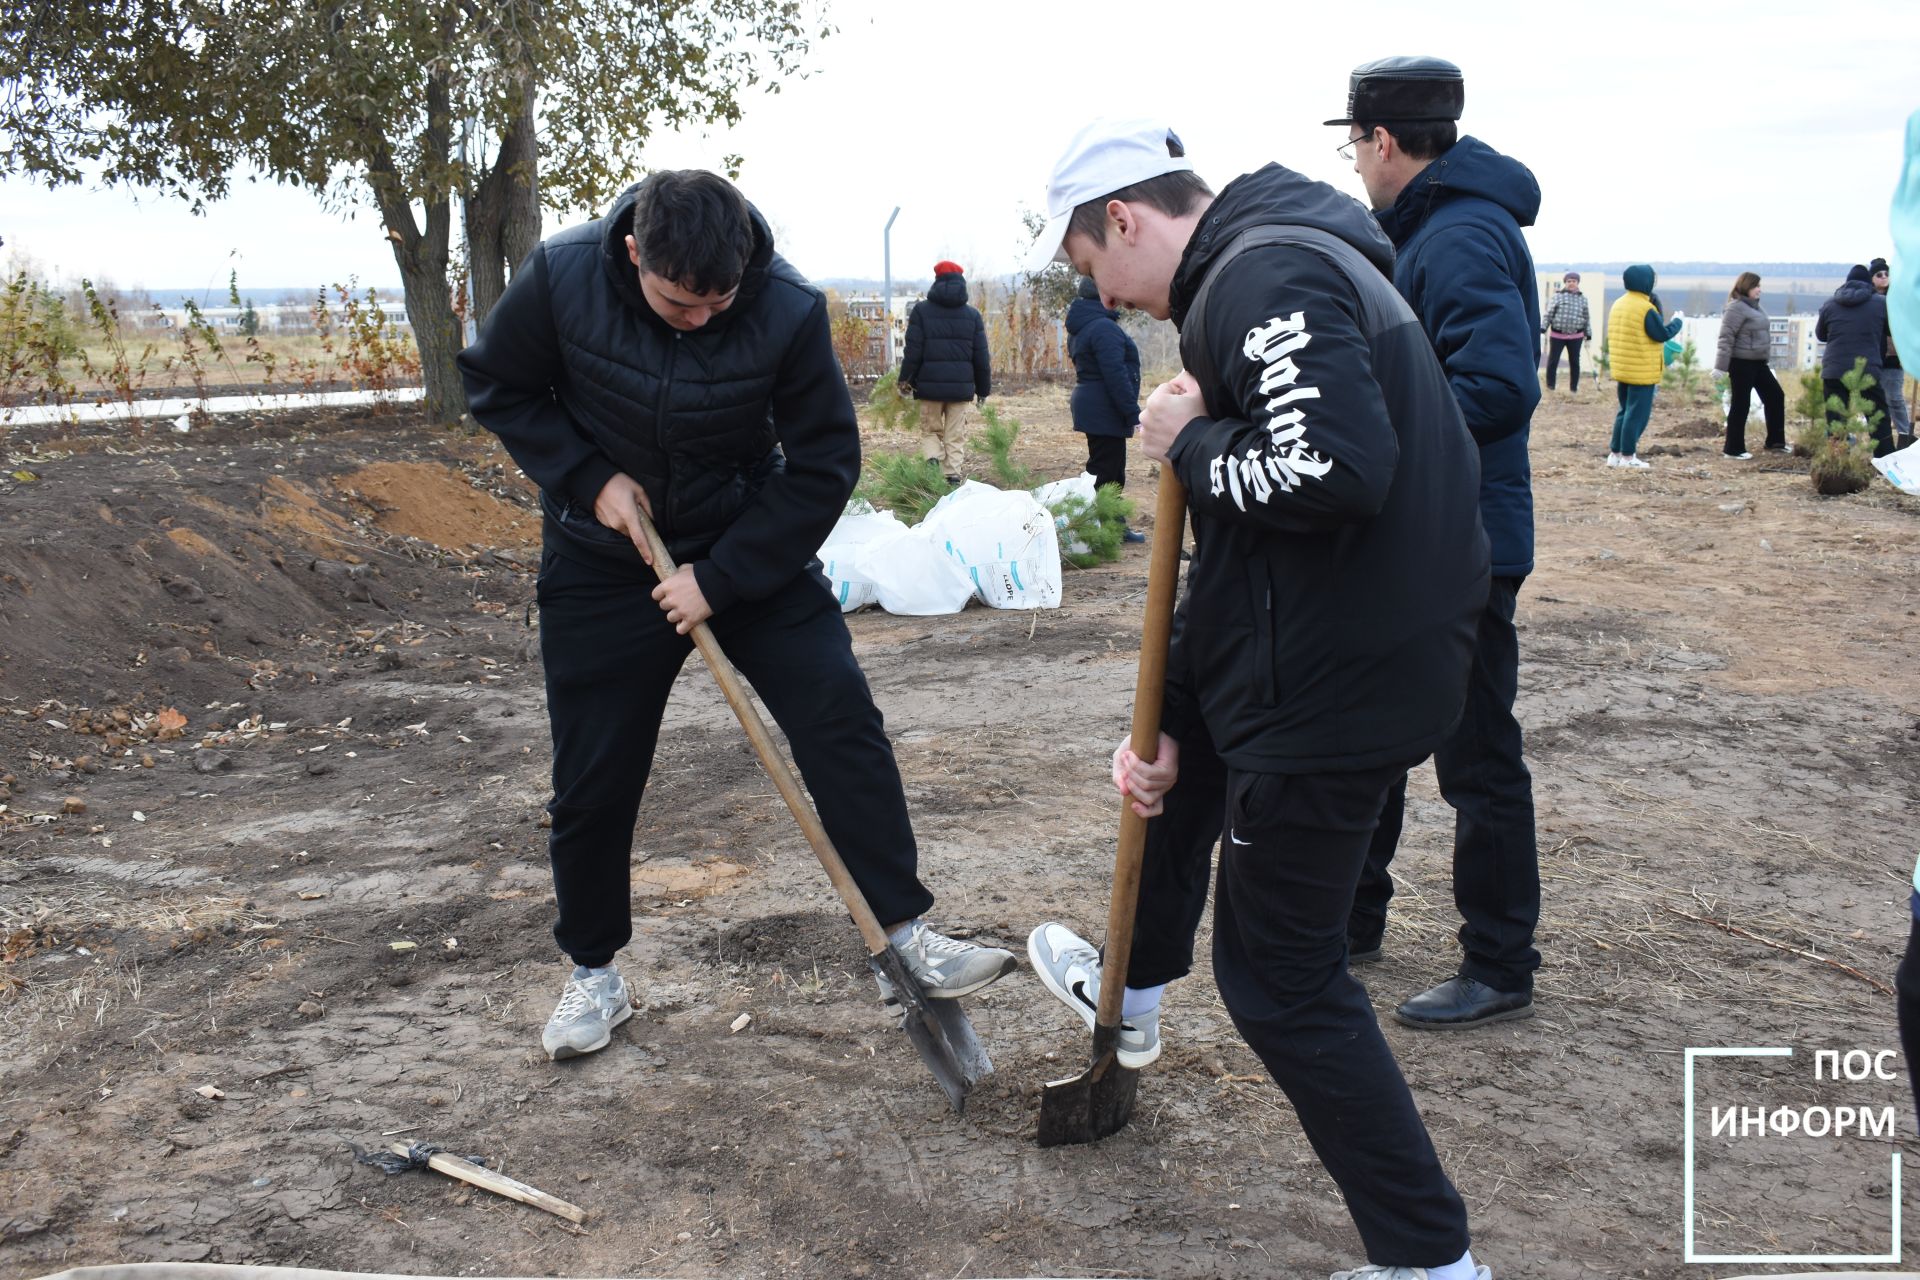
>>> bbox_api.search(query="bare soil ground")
[1,383,1917,1279]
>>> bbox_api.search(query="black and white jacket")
[1161,164,1490,773]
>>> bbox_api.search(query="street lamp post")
[882,206,900,369]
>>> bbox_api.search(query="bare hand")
[651,564,712,635]
[1111,732,1180,818]
[593,472,656,564]
[1139,371,1206,464]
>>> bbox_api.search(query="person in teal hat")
[1604,264,1683,468]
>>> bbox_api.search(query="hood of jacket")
[1832,278,1876,308]
[1066,294,1118,336]
[1374,136,1541,246]
[1623,263,1656,294]
[927,274,971,307]
[597,178,777,334]
[1169,163,1393,327]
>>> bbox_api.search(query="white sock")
[1425,1250,1478,1280]
[1121,983,1165,1018]
[888,920,920,948]
[572,964,614,980]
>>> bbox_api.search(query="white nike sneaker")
[1026,921,1161,1067]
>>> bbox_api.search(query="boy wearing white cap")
[1023,121,1494,1280]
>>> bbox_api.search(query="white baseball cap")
[1024,119,1194,274]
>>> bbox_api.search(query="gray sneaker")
[542,966,633,1060]
[1330,1266,1490,1280]
[890,923,1017,999]
[1026,922,1161,1067]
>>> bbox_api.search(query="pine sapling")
[1804,358,1883,495]
[866,369,920,432]
[853,451,951,526]
[1790,369,1828,453]
[977,404,1037,491]
[1048,482,1136,568]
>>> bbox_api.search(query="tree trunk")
[466,90,540,327]
[364,66,465,424]
[395,243,466,424]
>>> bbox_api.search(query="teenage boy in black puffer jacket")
[458,171,1015,1063]
[898,261,991,482]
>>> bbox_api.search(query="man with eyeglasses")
[1333,57,1546,1032]
[1870,258,1912,447]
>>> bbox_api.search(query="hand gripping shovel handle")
[630,508,892,956]
[629,506,989,1111]
[1093,471,1187,1034]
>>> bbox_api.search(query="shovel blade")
[870,948,991,1112]
[1036,1026,1140,1147]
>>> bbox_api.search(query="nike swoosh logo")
[1229,831,1252,846]
[1068,980,1097,1011]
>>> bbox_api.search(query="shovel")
[632,505,992,1112]
[1037,470,1187,1147]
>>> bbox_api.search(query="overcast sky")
[4,0,1916,296]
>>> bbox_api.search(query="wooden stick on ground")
[1663,906,1895,996]
[387,1141,587,1225]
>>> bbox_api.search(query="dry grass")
[0,867,277,1044]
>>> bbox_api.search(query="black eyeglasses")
[1336,130,1375,161]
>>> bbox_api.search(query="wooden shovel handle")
[1094,471,1187,1032]
[633,506,894,957]
[389,1142,586,1225]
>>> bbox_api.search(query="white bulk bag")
[919,481,1063,611]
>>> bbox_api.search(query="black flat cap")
[1325,56,1465,126]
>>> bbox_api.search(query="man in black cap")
[1332,57,1545,1030]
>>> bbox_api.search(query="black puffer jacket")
[457,179,858,615]
[899,274,991,401]
[1162,163,1489,773]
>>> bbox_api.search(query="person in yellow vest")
[1605,263,1683,468]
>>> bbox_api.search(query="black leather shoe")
[1347,934,1382,965]
[1393,975,1533,1029]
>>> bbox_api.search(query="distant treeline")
[140,284,408,308]
[1538,262,1857,278]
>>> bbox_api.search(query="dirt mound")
[335,461,537,554]
[0,413,541,712]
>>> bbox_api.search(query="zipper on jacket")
[654,333,681,524]
[1249,564,1276,706]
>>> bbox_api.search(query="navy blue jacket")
[1375,136,1541,579]
[1816,279,1889,379]
[1065,295,1140,437]
[899,275,991,401]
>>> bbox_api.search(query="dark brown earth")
[1,382,1917,1279]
